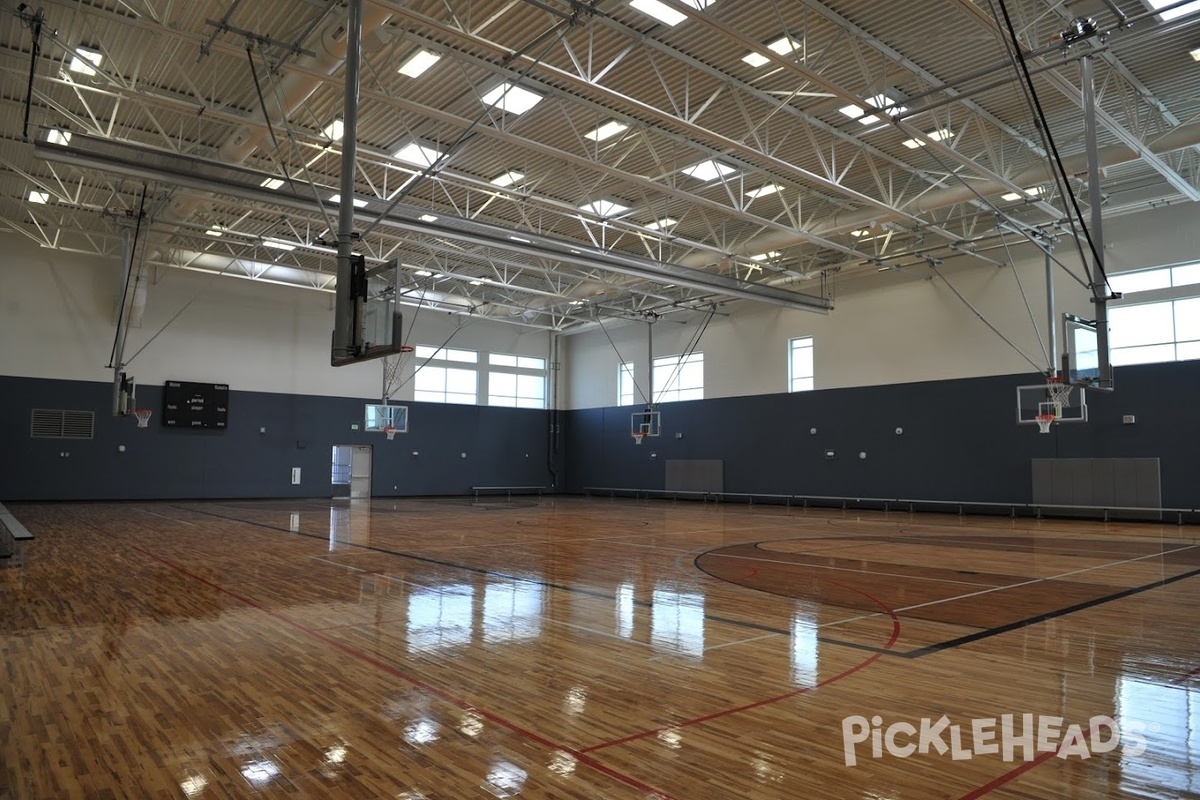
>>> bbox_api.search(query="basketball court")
[2,497,1197,798]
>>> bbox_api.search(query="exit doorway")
[331,445,372,499]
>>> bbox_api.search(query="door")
[349,445,373,499]
[331,445,353,498]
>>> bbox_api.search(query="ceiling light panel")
[47,129,71,145]
[580,198,631,217]
[645,217,678,230]
[260,177,285,190]
[901,128,953,149]
[28,190,49,204]
[742,35,801,67]
[329,194,368,208]
[392,141,446,168]
[746,184,782,199]
[399,49,441,78]
[682,159,737,182]
[263,239,297,251]
[69,47,102,76]
[481,82,544,115]
[322,119,344,141]
[491,170,525,187]
[585,120,629,142]
[1146,0,1200,21]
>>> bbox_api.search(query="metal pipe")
[647,317,654,408]
[1046,247,1057,374]
[1081,54,1113,389]
[112,226,133,415]
[332,0,363,362]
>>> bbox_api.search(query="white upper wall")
[563,202,1200,409]
[0,236,551,400]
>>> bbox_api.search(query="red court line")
[581,578,901,754]
[97,531,682,800]
[957,727,1097,800]
[1170,665,1200,684]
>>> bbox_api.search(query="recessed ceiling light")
[329,193,368,208]
[579,198,631,217]
[750,250,782,261]
[47,128,71,145]
[1001,187,1045,202]
[745,184,782,199]
[263,238,297,251]
[260,177,285,190]
[1146,0,1200,22]
[322,119,344,142]
[901,128,953,149]
[69,47,102,76]
[481,82,544,115]
[867,94,907,117]
[398,49,441,78]
[419,214,438,222]
[742,34,801,67]
[682,159,737,182]
[645,217,678,230]
[585,120,629,142]
[205,225,224,237]
[392,141,446,168]
[838,104,876,125]
[491,169,525,187]
[1191,46,1200,61]
[630,0,687,26]
[27,190,49,204]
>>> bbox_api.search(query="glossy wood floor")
[2,497,1198,799]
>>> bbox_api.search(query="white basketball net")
[1045,378,1073,409]
[382,348,414,404]
[384,426,397,441]
[133,409,152,428]
[1035,414,1055,434]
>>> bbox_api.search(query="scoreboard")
[162,381,228,429]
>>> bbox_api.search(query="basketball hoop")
[133,409,152,428]
[1035,413,1056,434]
[1045,375,1073,409]
[632,431,644,445]
[384,425,397,441]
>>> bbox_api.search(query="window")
[1106,260,1200,367]
[789,337,814,392]
[414,346,478,404]
[653,353,703,403]
[488,353,546,408]
[1110,298,1200,366]
[618,362,636,406]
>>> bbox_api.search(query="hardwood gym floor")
[2,497,1197,799]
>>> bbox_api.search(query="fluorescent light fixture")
[392,140,446,168]
[843,94,907,125]
[645,217,678,230]
[750,250,782,261]
[260,177,285,190]
[398,49,441,78]
[481,82,544,115]
[1001,187,1045,201]
[682,159,737,182]
[69,47,102,76]
[322,119,344,142]
[1146,0,1200,21]
[263,238,297,251]
[746,184,782,199]
[630,0,687,26]
[419,213,438,222]
[585,120,629,142]
[1191,46,1200,61]
[27,190,49,204]
[47,128,71,145]
[329,194,368,208]
[579,198,631,217]
[742,35,801,67]
[415,270,433,277]
[469,279,483,285]
[491,169,525,187]
[205,225,224,237]
[901,128,953,149]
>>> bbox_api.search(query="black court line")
[697,543,1200,659]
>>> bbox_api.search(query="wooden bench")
[0,505,34,567]
[471,486,547,500]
